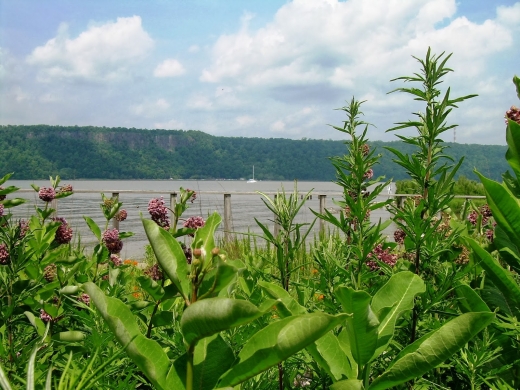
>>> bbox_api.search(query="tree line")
[0,124,508,181]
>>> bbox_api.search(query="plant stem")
[278,362,283,390]
[186,343,195,390]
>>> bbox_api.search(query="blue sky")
[1,0,519,145]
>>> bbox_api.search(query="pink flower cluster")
[148,197,170,229]
[0,204,4,217]
[181,243,192,264]
[102,228,123,254]
[78,293,90,306]
[38,187,56,202]
[44,264,57,282]
[0,243,9,265]
[19,220,29,238]
[52,217,73,244]
[394,229,406,244]
[366,244,397,271]
[506,106,520,124]
[183,216,205,230]
[115,209,128,221]
[363,169,374,180]
[467,210,478,226]
[59,184,73,193]
[186,189,197,203]
[40,309,52,323]
[144,263,163,281]
[110,254,123,266]
[468,204,493,227]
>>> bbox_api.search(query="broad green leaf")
[258,282,352,381]
[181,298,275,345]
[24,312,46,338]
[198,259,237,299]
[331,379,365,390]
[0,361,13,390]
[467,238,520,317]
[168,334,235,390]
[306,332,353,382]
[258,281,307,317]
[0,173,13,186]
[193,212,221,262]
[337,328,358,378]
[137,276,165,301]
[454,284,490,313]
[0,198,25,208]
[514,75,520,100]
[371,272,425,359]
[505,120,520,181]
[83,282,171,390]
[369,312,494,390]
[83,216,101,241]
[151,311,174,328]
[51,331,86,342]
[494,225,520,273]
[217,313,349,387]
[336,287,379,366]
[481,280,516,316]
[476,172,520,245]
[142,217,190,302]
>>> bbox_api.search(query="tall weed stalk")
[385,48,477,343]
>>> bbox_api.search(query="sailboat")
[247,166,257,183]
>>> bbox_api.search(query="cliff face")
[23,127,196,152]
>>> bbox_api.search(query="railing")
[11,189,486,259]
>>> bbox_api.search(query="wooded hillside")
[1,125,507,181]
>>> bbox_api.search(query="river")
[6,179,396,260]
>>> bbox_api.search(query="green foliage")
[0,51,513,390]
[314,98,392,289]
[0,124,508,181]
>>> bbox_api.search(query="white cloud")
[27,16,154,82]
[154,59,186,77]
[200,0,514,90]
[188,45,200,53]
[270,120,285,132]
[235,115,255,127]
[12,86,30,102]
[194,0,519,141]
[39,93,60,103]
[497,2,520,26]
[131,98,171,116]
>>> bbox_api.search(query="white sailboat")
[247,166,257,183]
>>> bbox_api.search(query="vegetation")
[0,124,508,181]
[0,51,519,390]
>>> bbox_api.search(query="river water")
[7,180,396,259]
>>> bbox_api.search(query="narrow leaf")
[83,216,101,241]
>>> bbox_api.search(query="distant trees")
[0,125,508,181]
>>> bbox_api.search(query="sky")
[0,0,519,145]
